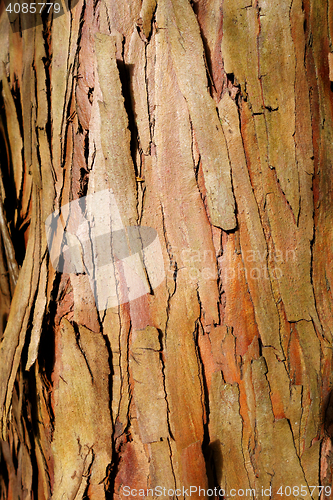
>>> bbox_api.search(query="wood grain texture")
[0,0,332,498]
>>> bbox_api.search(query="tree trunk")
[0,0,333,498]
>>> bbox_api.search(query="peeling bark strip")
[0,0,333,498]
[156,0,236,231]
[52,320,112,498]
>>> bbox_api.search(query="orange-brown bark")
[0,0,333,499]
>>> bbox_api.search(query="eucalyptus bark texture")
[0,0,333,498]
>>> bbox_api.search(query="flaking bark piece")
[221,0,262,113]
[1,65,23,201]
[258,0,300,220]
[52,319,112,498]
[156,0,236,231]
[94,33,138,227]
[219,93,282,356]
[0,187,41,438]
[209,372,251,493]
[130,326,169,443]
[252,357,312,497]
[25,259,48,370]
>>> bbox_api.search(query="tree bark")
[0,0,333,498]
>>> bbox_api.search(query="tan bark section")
[218,93,280,355]
[52,320,112,499]
[0,0,332,498]
[209,372,251,493]
[95,33,138,226]
[129,326,169,443]
[156,0,236,231]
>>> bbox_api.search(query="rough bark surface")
[0,0,333,498]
